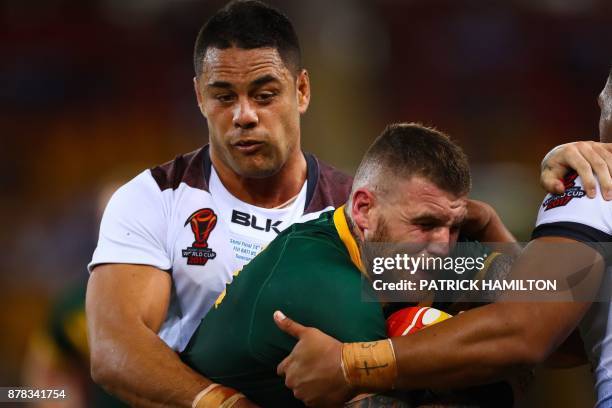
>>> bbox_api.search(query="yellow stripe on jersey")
[333,206,365,273]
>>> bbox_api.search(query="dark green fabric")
[181,211,387,407]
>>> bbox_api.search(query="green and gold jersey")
[180,207,499,407]
[181,208,387,407]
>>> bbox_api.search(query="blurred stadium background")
[1,0,611,406]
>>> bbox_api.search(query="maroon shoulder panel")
[150,147,208,192]
[304,157,353,214]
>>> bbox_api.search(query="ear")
[296,69,311,114]
[193,76,207,117]
[350,188,375,238]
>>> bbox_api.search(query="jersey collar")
[333,206,437,307]
[333,206,364,272]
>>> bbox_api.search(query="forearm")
[390,303,534,391]
[90,322,210,408]
[479,210,516,244]
[477,206,522,258]
[389,298,593,392]
[463,200,520,255]
[396,238,604,388]
[275,239,601,406]
[87,264,212,407]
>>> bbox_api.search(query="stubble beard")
[360,215,434,304]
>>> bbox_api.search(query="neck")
[211,148,307,208]
[344,206,365,246]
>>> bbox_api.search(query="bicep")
[86,264,171,334]
[495,236,604,352]
[502,236,604,301]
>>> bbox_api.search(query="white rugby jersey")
[533,172,612,407]
[89,146,352,351]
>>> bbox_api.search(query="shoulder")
[533,172,612,259]
[304,154,353,213]
[535,172,612,237]
[103,169,170,218]
[237,211,356,289]
[273,210,343,252]
[316,157,353,186]
[150,147,209,192]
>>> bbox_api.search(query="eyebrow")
[206,74,280,90]
[207,81,232,90]
[250,74,279,88]
[412,212,465,226]
[411,214,449,225]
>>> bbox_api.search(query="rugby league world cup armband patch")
[182,208,218,265]
[542,172,586,211]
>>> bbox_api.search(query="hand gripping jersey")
[88,146,351,351]
[532,172,612,408]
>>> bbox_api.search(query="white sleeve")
[533,172,612,256]
[88,170,172,272]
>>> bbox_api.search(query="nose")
[233,98,258,129]
[425,227,450,257]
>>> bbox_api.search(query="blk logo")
[231,210,282,234]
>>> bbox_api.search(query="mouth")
[232,139,265,154]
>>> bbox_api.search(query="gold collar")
[333,206,364,272]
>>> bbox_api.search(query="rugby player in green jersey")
[180,123,516,407]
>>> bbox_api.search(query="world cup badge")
[182,208,218,265]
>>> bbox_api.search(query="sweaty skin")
[88,46,309,408]
[194,47,310,207]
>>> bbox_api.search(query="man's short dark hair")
[193,0,301,77]
[353,123,472,197]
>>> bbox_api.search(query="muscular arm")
[276,236,603,406]
[86,264,211,407]
[462,199,520,256]
[390,171,606,390]
[392,236,601,389]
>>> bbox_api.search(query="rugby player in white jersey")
[85,2,352,407]
[274,67,612,408]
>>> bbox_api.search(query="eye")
[215,94,236,103]
[419,223,435,232]
[254,91,276,103]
